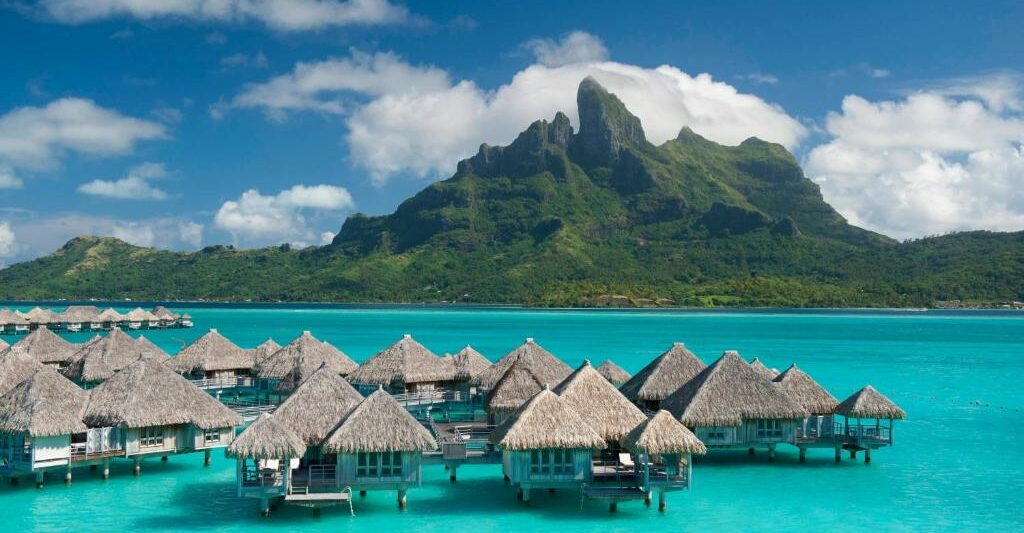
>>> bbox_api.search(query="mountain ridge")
[1,78,1021,308]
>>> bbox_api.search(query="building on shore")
[662,351,808,460]
[619,342,706,412]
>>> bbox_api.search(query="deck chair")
[618,452,634,472]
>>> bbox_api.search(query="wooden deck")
[285,492,351,503]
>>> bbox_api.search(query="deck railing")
[69,427,124,460]
[241,463,284,488]
[836,423,891,442]
[190,376,254,390]
[290,464,338,493]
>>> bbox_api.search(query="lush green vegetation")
[1,79,1021,308]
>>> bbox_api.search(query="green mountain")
[2,78,1022,308]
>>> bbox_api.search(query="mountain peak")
[574,77,646,166]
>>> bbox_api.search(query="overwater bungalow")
[23,307,60,331]
[167,329,254,388]
[485,361,544,426]
[180,313,194,328]
[82,358,242,474]
[0,309,30,335]
[595,360,631,387]
[11,327,80,369]
[471,338,573,393]
[62,328,166,386]
[0,347,48,396]
[60,306,100,332]
[151,306,179,328]
[249,339,282,366]
[0,368,88,485]
[322,389,438,509]
[749,357,779,380]
[347,334,454,397]
[772,364,839,460]
[451,345,491,391]
[619,342,706,412]
[228,413,307,515]
[96,308,123,330]
[554,361,647,447]
[490,388,605,503]
[833,385,905,463]
[255,331,358,394]
[661,351,808,460]
[123,308,156,330]
[621,410,706,510]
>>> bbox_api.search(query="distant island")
[1,78,1022,308]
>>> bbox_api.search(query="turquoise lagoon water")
[3,306,1023,532]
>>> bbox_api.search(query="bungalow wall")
[337,451,422,489]
[125,425,178,456]
[0,433,69,472]
[503,449,592,486]
[189,426,235,450]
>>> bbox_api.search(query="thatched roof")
[471,338,572,390]
[135,335,169,358]
[272,364,364,445]
[0,339,7,351]
[0,368,88,437]
[167,329,252,373]
[595,360,631,386]
[491,388,606,451]
[96,308,123,322]
[0,309,28,326]
[485,360,543,414]
[621,410,706,455]
[347,334,453,387]
[63,328,162,383]
[124,308,157,322]
[248,338,281,365]
[151,306,179,320]
[834,385,906,420]
[773,364,838,415]
[452,345,491,381]
[749,357,779,380]
[553,360,647,442]
[228,413,306,459]
[0,348,49,396]
[662,351,809,427]
[619,343,706,402]
[61,305,100,323]
[324,389,437,453]
[83,358,241,429]
[12,326,79,365]
[256,331,358,380]
[25,307,60,324]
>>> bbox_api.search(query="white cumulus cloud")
[0,166,23,189]
[0,221,17,261]
[230,35,806,184]
[178,221,204,248]
[0,98,166,171]
[214,184,354,247]
[32,0,415,31]
[522,31,609,67]
[806,77,1024,238]
[78,162,171,200]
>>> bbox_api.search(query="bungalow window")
[356,451,402,478]
[756,419,782,439]
[204,429,221,444]
[22,437,32,461]
[529,449,572,476]
[705,429,727,441]
[140,427,164,448]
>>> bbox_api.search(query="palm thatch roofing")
[490,388,606,451]
[228,413,306,460]
[248,338,281,365]
[61,305,101,323]
[662,351,809,427]
[346,334,453,387]
[619,342,706,403]
[0,339,8,351]
[324,389,437,453]
[96,308,123,322]
[12,326,79,365]
[749,357,779,380]
[151,306,179,320]
[621,410,706,455]
[471,338,573,391]
[123,307,158,322]
[0,309,28,326]
[83,358,241,429]
[167,329,252,373]
[0,368,88,437]
[272,364,364,445]
[553,360,647,442]
[595,360,631,386]
[0,348,49,396]
[135,335,169,358]
[834,385,906,420]
[772,364,838,415]
[485,360,543,415]
[63,328,166,383]
[25,307,60,324]
[452,345,491,382]
[256,331,358,380]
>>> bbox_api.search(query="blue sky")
[1,0,1022,264]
